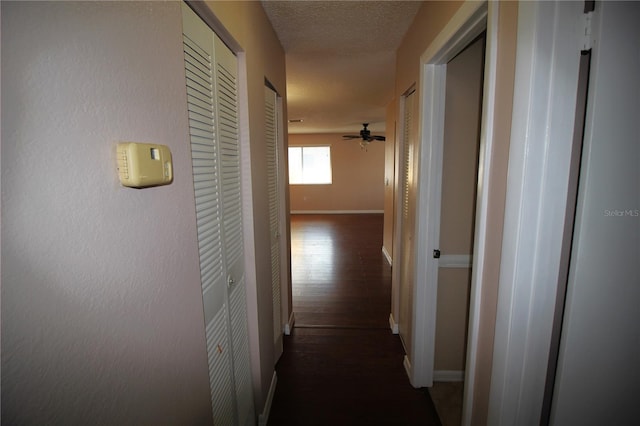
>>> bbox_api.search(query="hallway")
[267,214,441,425]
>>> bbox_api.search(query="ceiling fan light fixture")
[343,123,385,144]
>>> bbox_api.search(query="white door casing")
[405,2,503,424]
[409,1,495,403]
[549,2,640,424]
[487,1,586,424]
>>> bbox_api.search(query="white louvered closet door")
[264,86,283,359]
[399,89,416,357]
[212,34,254,426]
[181,4,254,425]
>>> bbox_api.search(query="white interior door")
[550,2,640,424]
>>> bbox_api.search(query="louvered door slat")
[186,87,214,111]
[183,23,226,316]
[206,306,236,426]
[402,92,414,220]
[229,281,254,426]
[215,43,243,275]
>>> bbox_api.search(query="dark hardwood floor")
[267,214,441,425]
[290,213,392,329]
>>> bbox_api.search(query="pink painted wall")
[2,2,211,422]
[2,0,288,421]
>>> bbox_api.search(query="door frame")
[487,1,585,424]
[408,0,498,422]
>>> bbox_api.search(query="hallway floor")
[267,214,442,425]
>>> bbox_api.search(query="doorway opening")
[391,3,502,426]
[428,31,486,426]
[287,130,390,330]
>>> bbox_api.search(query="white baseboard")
[284,311,295,335]
[290,210,384,214]
[389,313,399,334]
[433,370,465,382]
[258,371,278,426]
[403,355,413,384]
[382,246,392,266]
[439,254,472,268]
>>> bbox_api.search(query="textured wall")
[288,134,385,212]
[1,2,212,423]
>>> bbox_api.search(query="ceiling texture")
[261,0,422,135]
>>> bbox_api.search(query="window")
[288,146,332,184]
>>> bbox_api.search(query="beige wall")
[203,0,289,414]
[435,269,472,370]
[434,34,485,372]
[390,0,464,363]
[288,134,385,212]
[392,2,466,357]
[395,1,465,100]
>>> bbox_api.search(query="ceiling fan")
[342,123,386,143]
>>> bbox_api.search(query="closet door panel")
[213,31,253,425]
[206,305,236,425]
[265,86,282,347]
[214,36,244,282]
[183,3,233,423]
[182,4,254,425]
[182,3,226,328]
[399,90,416,356]
[229,280,254,426]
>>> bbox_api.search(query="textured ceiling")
[261,1,421,135]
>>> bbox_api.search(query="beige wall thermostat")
[117,142,173,188]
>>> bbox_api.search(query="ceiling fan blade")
[342,135,360,139]
[372,135,386,141]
